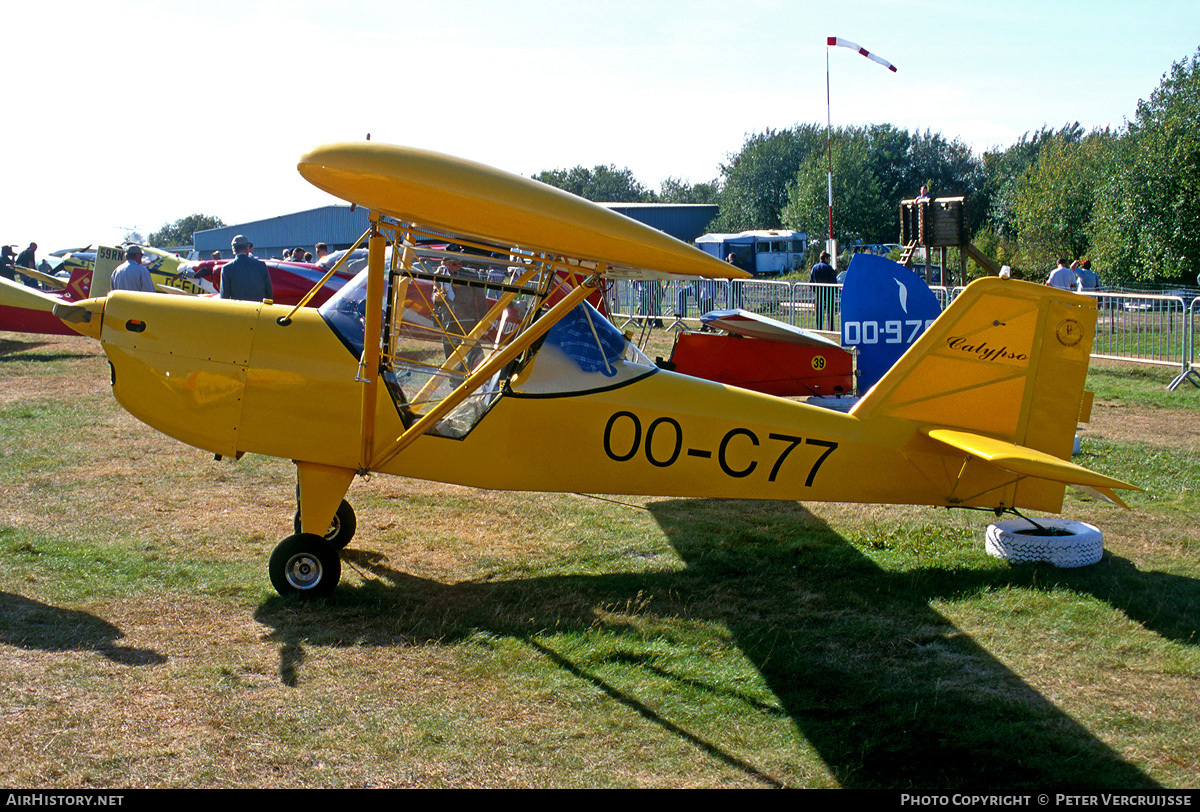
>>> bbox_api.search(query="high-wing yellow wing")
[297,142,748,281]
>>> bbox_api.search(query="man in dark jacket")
[810,251,837,330]
[15,243,37,270]
[0,246,15,280]
[220,235,273,302]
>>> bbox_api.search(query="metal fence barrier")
[1082,292,1188,368]
[607,280,1199,391]
[1170,296,1200,390]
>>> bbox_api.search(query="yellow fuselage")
[97,290,1063,512]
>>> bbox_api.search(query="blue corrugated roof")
[194,203,716,260]
[194,205,371,259]
[602,204,718,244]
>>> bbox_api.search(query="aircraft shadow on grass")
[0,338,93,363]
[254,500,1164,789]
[906,554,1200,648]
[0,591,167,666]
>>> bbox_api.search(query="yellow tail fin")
[853,278,1093,459]
[852,278,1136,509]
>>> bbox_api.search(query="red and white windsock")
[826,36,897,72]
[824,36,897,246]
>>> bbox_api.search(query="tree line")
[535,47,1199,286]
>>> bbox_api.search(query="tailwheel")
[269,533,341,598]
[293,499,357,550]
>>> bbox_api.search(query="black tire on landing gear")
[269,533,342,598]
[293,499,357,550]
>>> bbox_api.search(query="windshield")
[319,268,386,357]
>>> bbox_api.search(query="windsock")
[826,37,897,72]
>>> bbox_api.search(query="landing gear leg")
[293,499,357,549]
[294,461,357,545]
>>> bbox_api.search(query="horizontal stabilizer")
[701,308,843,348]
[924,428,1139,492]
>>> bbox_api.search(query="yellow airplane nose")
[101,292,259,458]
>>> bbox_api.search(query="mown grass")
[0,333,1196,788]
[1087,360,1200,407]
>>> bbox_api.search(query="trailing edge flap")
[924,428,1139,492]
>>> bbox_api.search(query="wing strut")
[358,225,388,467]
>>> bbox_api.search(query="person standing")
[1046,258,1076,291]
[1072,259,1100,291]
[109,245,157,292]
[724,253,745,310]
[15,242,37,269]
[635,280,664,328]
[220,235,273,302]
[810,251,837,330]
[433,252,489,370]
[0,245,15,280]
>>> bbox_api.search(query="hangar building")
[194,203,718,261]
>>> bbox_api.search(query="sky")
[3,0,1198,254]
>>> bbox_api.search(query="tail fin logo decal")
[945,336,1029,364]
[1056,319,1083,346]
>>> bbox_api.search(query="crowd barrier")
[608,279,1199,391]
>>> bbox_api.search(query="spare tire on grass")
[985,519,1103,567]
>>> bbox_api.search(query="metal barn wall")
[194,205,371,260]
[195,203,715,261]
[600,204,719,244]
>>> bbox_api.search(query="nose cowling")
[101,292,259,457]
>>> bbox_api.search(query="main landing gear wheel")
[269,533,341,598]
[985,519,1103,568]
[293,499,357,550]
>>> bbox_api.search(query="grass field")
[0,331,1197,789]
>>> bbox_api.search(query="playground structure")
[898,196,1001,286]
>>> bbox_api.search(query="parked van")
[694,230,808,277]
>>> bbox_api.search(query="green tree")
[981,125,1076,240]
[1014,129,1114,264]
[657,176,719,204]
[863,123,913,204]
[710,125,826,231]
[1089,48,1200,283]
[780,136,889,247]
[531,165,650,202]
[148,214,225,248]
[906,129,986,210]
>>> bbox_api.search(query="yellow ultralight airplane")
[44,141,1135,598]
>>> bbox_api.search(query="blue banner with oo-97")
[839,254,942,395]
